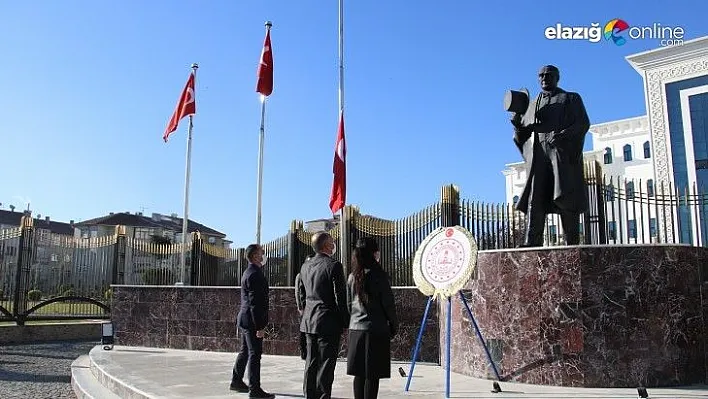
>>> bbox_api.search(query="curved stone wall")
[443,245,708,388]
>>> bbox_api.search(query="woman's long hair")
[351,237,380,306]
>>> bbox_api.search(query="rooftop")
[75,212,225,238]
[626,35,708,74]
[589,115,649,139]
[0,209,74,236]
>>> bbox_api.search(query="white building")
[502,35,708,246]
[626,36,708,245]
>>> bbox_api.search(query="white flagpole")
[338,0,348,269]
[256,21,272,245]
[177,62,198,286]
[256,94,267,245]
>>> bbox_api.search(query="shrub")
[27,290,42,301]
[63,289,75,297]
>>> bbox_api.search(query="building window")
[605,184,614,202]
[647,179,654,197]
[548,225,557,243]
[135,228,152,240]
[650,218,657,237]
[643,141,651,158]
[603,147,613,164]
[626,181,635,199]
[628,219,637,239]
[512,195,519,204]
[608,221,617,240]
[623,144,633,161]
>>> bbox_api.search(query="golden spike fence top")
[201,241,239,259]
[352,215,396,236]
[20,215,34,229]
[61,233,118,248]
[440,184,460,204]
[127,238,192,254]
[345,205,360,219]
[351,204,441,236]
[296,224,341,244]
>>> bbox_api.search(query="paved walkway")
[91,346,708,398]
[0,340,96,399]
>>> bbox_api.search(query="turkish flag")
[163,72,196,142]
[256,29,273,96]
[329,112,346,214]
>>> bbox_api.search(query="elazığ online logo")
[545,19,685,47]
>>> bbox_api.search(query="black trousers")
[525,141,580,246]
[233,327,263,389]
[353,376,380,399]
[299,331,307,360]
[303,333,341,399]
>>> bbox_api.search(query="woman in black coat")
[346,237,398,399]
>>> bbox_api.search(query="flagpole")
[256,20,272,245]
[337,0,348,269]
[178,62,198,286]
[256,94,267,244]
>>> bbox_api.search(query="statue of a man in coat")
[509,65,590,247]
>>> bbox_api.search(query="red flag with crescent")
[256,28,273,96]
[163,72,196,142]
[329,111,346,214]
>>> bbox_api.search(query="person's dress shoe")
[230,380,249,392]
[249,387,275,398]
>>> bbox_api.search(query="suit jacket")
[296,253,349,335]
[513,87,590,214]
[237,263,269,331]
[347,265,398,337]
[295,272,305,313]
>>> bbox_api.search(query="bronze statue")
[507,65,590,247]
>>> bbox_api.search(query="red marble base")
[110,286,439,364]
[442,245,708,388]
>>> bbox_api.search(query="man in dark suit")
[296,232,349,399]
[230,244,275,399]
[510,65,591,247]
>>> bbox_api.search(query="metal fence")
[2,161,708,323]
[0,218,112,324]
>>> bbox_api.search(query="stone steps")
[70,354,122,399]
[71,346,150,399]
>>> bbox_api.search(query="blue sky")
[1,1,705,247]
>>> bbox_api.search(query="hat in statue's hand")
[504,88,530,114]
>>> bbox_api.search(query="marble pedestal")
[443,245,708,388]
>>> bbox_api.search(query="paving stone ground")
[91,345,708,399]
[0,340,95,399]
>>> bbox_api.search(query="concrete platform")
[73,345,708,398]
